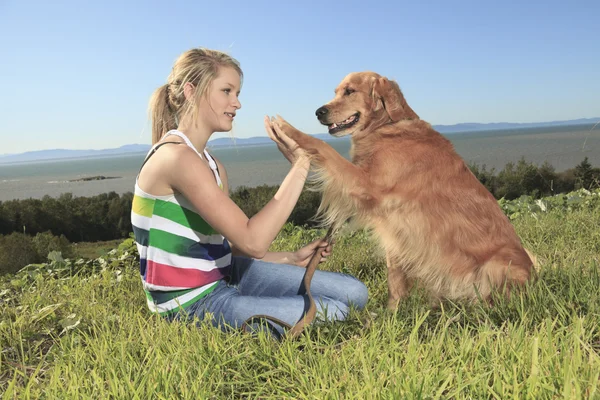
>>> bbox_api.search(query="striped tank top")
[130,130,232,316]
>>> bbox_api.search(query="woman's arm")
[167,117,310,259]
[212,144,327,265]
[248,237,332,267]
[211,152,307,263]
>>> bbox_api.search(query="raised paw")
[272,115,310,144]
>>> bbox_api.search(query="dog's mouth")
[327,113,360,135]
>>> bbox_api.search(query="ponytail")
[148,84,177,144]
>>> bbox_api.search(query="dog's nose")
[315,106,329,118]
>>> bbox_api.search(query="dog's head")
[315,71,419,138]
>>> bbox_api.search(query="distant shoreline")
[0,151,148,167]
[68,176,120,182]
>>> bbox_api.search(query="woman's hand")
[290,238,333,268]
[264,115,309,165]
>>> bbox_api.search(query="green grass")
[1,190,599,399]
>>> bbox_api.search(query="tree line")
[469,157,599,200]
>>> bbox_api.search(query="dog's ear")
[371,77,419,122]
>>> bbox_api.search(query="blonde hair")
[148,48,243,144]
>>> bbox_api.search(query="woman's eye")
[344,88,355,96]
[223,88,231,94]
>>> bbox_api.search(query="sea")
[1,123,598,202]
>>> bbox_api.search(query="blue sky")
[0,0,598,154]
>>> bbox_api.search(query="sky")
[0,0,599,154]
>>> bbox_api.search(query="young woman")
[131,47,368,337]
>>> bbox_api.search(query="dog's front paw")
[272,115,309,143]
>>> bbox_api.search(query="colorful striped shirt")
[131,130,231,316]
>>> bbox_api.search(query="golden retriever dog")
[271,71,536,309]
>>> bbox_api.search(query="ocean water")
[0,124,598,201]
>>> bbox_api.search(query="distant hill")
[433,118,600,133]
[0,144,151,164]
[0,134,343,164]
[1,118,598,164]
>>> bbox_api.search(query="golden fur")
[273,71,536,309]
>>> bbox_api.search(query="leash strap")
[242,226,335,339]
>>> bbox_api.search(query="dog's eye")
[344,88,355,96]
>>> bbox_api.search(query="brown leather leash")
[242,226,335,339]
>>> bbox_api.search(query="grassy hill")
[1,189,599,398]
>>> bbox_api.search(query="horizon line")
[2,117,599,158]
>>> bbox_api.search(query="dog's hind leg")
[475,250,533,301]
[386,251,412,310]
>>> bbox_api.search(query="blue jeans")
[172,256,368,338]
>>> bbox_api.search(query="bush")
[32,231,74,260]
[0,232,40,275]
[0,231,74,275]
[574,157,600,190]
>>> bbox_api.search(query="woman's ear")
[183,82,196,102]
[372,77,419,122]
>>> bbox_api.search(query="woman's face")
[198,66,242,133]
